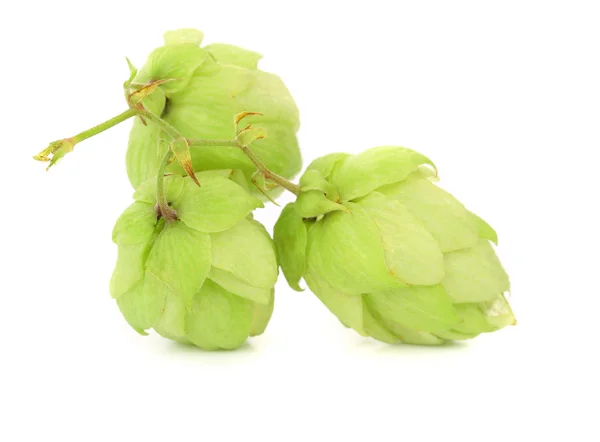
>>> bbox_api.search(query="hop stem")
[188,139,301,195]
[156,149,178,222]
[33,108,138,168]
[34,106,301,196]
[237,144,300,195]
[72,108,138,144]
[136,109,182,140]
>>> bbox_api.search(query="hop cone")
[126,28,301,194]
[110,171,278,350]
[274,146,515,345]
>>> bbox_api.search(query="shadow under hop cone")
[126,28,302,197]
[110,170,278,350]
[274,146,515,345]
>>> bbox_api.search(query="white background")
[1,1,599,440]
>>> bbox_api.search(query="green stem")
[187,138,300,195]
[188,139,238,148]
[156,149,177,222]
[136,109,182,140]
[72,108,137,143]
[237,144,301,195]
[36,104,301,197]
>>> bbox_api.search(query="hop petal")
[305,153,349,178]
[176,175,263,233]
[442,240,510,303]
[185,279,255,350]
[163,28,204,46]
[145,222,212,304]
[364,285,459,333]
[131,43,208,95]
[355,192,445,285]
[273,203,307,291]
[295,190,347,218]
[250,294,275,337]
[204,43,262,69]
[209,218,278,289]
[303,270,366,335]
[116,272,169,335]
[379,173,478,252]
[330,146,436,201]
[306,203,402,295]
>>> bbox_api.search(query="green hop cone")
[110,170,278,350]
[274,146,515,345]
[126,28,301,198]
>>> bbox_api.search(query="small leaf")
[110,244,147,299]
[330,146,436,201]
[163,28,204,46]
[433,329,478,341]
[123,57,138,88]
[363,294,445,345]
[112,202,157,245]
[295,190,348,218]
[235,111,263,127]
[185,279,254,350]
[209,267,273,304]
[304,269,366,334]
[146,222,212,304]
[116,272,169,335]
[365,285,459,332]
[177,177,263,232]
[299,169,329,192]
[469,211,499,245]
[250,293,275,337]
[362,302,398,344]
[210,219,278,289]
[442,239,510,303]
[306,153,350,178]
[299,169,339,201]
[306,204,402,295]
[133,174,186,205]
[132,44,208,94]
[170,138,200,186]
[128,79,176,106]
[357,192,445,286]
[251,171,280,205]
[379,175,478,253]
[237,126,267,147]
[273,203,307,291]
[126,118,171,189]
[450,303,495,335]
[229,169,251,193]
[480,294,516,330]
[153,292,189,344]
[383,321,446,345]
[205,44,263,69]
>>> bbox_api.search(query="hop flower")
[111,171,278,350]
[125,28,301,195]
[274,146,515,345]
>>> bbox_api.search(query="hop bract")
[110,171,278,350]
[274,146,515,345]
[126,28,301,194]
